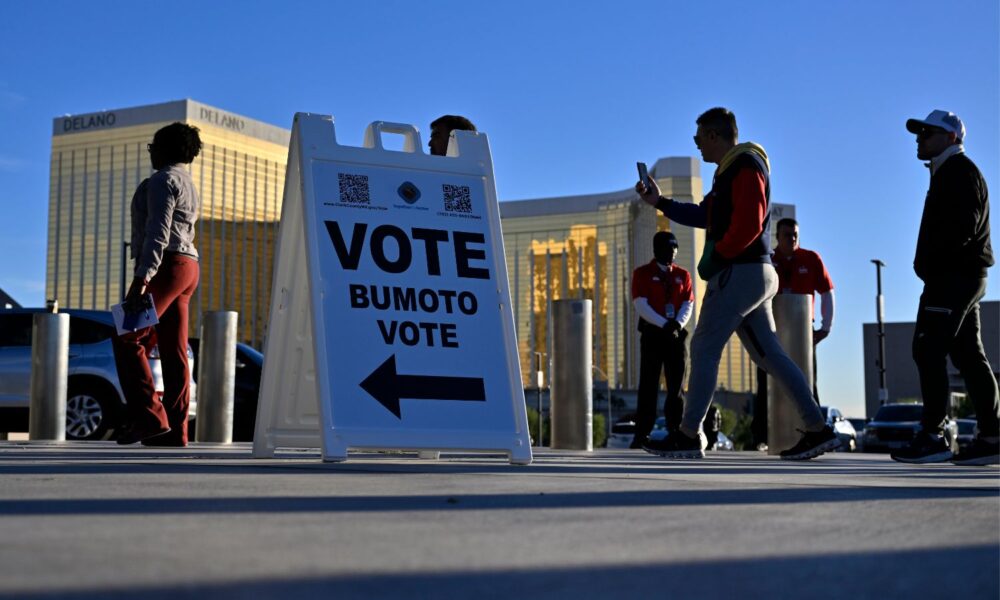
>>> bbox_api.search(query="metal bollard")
[768,294,813,455]
[195,311,238,443]
[29,313,69,441]
[549,299,593,450]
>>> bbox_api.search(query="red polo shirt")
[773,247,833,295]
[631,261,693,317]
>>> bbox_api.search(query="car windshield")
[820,407,830,420]
[873,404,923,422]
[653,417,666,430]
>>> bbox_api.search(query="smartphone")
[637,162,650,189]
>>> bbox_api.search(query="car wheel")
[65,382,120,440]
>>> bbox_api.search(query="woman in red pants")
[113,122,202,447]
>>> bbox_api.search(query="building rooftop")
[500,156,701,219]
[52,99,291,146]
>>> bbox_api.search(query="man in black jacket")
[892,110,998,466]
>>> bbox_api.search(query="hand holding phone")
[637,162,650,189]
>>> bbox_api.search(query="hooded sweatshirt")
[656,142,772,280]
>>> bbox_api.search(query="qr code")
[338,173,370,204]
[443,184,472,212]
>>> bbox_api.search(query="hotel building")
[46,99,289,346]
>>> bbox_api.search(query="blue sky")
[1,0,997,418]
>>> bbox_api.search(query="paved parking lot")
[0,442,997,599]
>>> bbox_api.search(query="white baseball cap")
[906,110,965,142]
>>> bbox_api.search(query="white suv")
[0,309,196,440]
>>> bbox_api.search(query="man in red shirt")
[630,231,694,448]
[752,218,835,448]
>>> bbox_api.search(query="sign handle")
[363,121,422,153]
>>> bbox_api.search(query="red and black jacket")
[655,152,772,266]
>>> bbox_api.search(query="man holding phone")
[635,107,838,460]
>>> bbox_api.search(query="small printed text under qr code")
[338,173,370,204]
[443,184,472,213]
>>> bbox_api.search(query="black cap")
[654,231,678,247]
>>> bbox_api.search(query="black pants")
[913,277,999,437]
[634,325,687,443]
[752,352,821,446]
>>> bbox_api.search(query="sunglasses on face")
[916,128,947,139]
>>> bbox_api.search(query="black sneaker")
[950,438,999,466]
[629,435,647,449]
[890,431,953,464]
[780,426,840,460]
[642,430,705,459]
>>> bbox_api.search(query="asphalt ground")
[0,442,997,599]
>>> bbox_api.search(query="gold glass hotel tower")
[46,100,290,347]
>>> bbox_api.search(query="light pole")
[120,241,130,301]
[533,351,544,446]
[871,259,888,405]
[592,364,612,444]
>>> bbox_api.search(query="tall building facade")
[47,100,290,347]
[499,157,795,394]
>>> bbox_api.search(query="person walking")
[891,110,998,466]
[752,217,835,449]
[630,231,694,448]
[636,107,838,460]
[113,122,203,447]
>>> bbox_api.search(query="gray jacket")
[131,164,200,282]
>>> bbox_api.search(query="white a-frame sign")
[252,113,532,464]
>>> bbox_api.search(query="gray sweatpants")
[681,263,825,437]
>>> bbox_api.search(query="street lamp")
[120,241,130,301]
[871,259,888,405]
[592,364,612,443]
[533,352,544,446]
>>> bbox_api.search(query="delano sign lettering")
[253,115,531,464]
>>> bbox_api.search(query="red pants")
[112,253,199,443]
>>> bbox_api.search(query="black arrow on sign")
[359,354,486,419]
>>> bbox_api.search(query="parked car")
[606,417,636,449]
[954,418,978,452]
[820,406,857,452]
[0,308,196,440]
[861,403,958,453]
[187,338,262,441]
[846,418,869,451]
[648,416,735,451]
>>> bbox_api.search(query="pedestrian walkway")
[0,443,997,599]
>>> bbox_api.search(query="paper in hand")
[111,294,158,335]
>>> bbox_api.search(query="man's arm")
[636,178,707,228]
[814,290,834,343]
[675,270,695,328]
[935,164,986,252]
[633,297,667,328]
[814,252,834,343]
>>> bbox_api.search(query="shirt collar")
[927,144,964,175]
